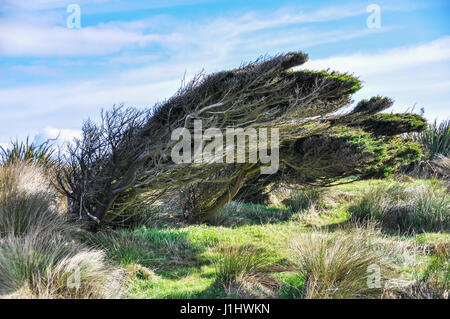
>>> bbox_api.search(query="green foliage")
[275,272,304,298]
[333,127,423,178]
[0,138,55,168]
[351,96,393,115]
[356,113,427,136]
[296,70,361,94]
[406,244,449,299]
[412,119,450,161]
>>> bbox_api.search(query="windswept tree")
[56,52,425,228]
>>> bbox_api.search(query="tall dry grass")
[433,154,450,179]
[213,245,281,298]
[0,163,71,237]
[350,181,449,233]
[291,224,399,299]
[0,163,123,298]
[0,234,122,298]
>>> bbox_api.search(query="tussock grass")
[213,245,282,298]
[287,188,323,213]
[0,163,71,237]
[81,231,155,267]
[0,234,122,298]
[290,224,397,299]
[0,163,123,299]
[412,119,449,162]
[350,180,449,233]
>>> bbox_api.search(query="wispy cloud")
[1,0,448,144]
[300,36,450,120]
[301,36,450,76]
[8,65,63,77]
[0,2,370,58]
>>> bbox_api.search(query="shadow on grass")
[80,227,207,274]
[206,202,298,227]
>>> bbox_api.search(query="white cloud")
[9,65,63,77]
[0,23,167,57]
[299,36,450,121]
[1,2,448,145]
[0,2,371,58]
[300,36,450,76]
[0,4,389,125]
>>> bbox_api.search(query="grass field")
[0,159,447,299]
[79,178,449,299]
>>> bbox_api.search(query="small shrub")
[412,119,449,161]
[405,119,450,178]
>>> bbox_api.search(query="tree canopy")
[56,52,426,228]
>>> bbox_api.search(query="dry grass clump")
[0,234,123,299]
[432,154,450,177]
[0,163,72,237]
[290,224,398,299]
[350,181,449,233]
[287,188,323,213]
[213,245,282,298]
[0,163,123,299]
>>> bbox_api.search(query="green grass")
[77,178,447,299]
[1,172,448,299]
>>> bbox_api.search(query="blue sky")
[0,0,449,147]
